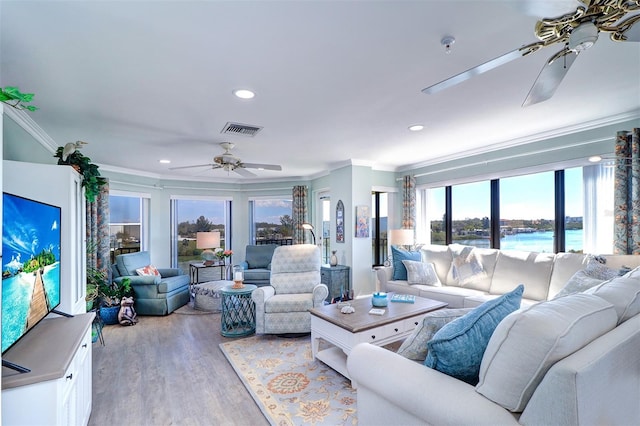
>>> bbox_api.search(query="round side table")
[220,284,257,337]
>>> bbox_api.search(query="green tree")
[195,216,213,232]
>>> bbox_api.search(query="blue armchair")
[113,251,190,315]
[238,244,278,287]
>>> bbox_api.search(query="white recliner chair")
[251,244,328,334]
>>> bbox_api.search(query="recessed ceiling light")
[159,159,171,164]
[408,124,424,132]
[588,155,602,163]
[233,89,255,99]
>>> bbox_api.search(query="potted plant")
[98,278,133,325]
[53,145,108,202]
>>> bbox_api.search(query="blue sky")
[429,169,583,220]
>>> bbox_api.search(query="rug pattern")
[220,335,357,426]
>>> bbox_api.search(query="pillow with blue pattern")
[424,284,524,385]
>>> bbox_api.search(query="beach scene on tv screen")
[2,193,61,353]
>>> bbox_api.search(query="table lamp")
[389,229,414,250]
[196,231,221,266]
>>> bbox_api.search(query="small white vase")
[330,251,338,266]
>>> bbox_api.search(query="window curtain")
[583,164,614,254]
[402,175,416,230]
[614,128,640,254]
[292,185,308,244]
[86,180,111,281]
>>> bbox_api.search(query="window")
[500,171,555,253]
[451,181,491,248]
[426,187,446,245]
[565,167,584,253]
[109,193,149,264]
[171,198,230,273]
[418,165,610,253]
[249,199,293,245]
[321,196,331,264]
[372,192,388,266]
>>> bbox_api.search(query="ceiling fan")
[422,0,640,106]
[170,142,282,177]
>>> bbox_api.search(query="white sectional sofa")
[376,244,640,308]
[349,245,640,425]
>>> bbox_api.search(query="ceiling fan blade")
[422,47,532,95]
[169,163,214,170]
[621,17,640,42]
[234,167,257,177]
[522,48,578,107]
[242,163,282,171]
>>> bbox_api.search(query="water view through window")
[427,170,584,253]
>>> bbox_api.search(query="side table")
[321,265,350,303]
[220,284,257,337]
[189,261,227,285]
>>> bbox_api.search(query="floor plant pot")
[99,305,120,325]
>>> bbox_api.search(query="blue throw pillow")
[391,246,421,281]
[424,284,524,385]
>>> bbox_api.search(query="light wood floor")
[89,307,269,426]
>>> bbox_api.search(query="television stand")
[2,313,94,426]
[51,309,74,318]
[1,360,30,374]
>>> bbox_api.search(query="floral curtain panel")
[614,128,640,254]
[402,175,416,230]
[86,180,111,281]
[292,185,308,244]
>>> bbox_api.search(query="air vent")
[221,122,262,137]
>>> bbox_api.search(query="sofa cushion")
[157,274,190,294]
[424,284,524,384]
[413,285,487,309]
[243,268,271,282]
[476,293,618,412]
[397,308,472,361]
[548,252,590,298]
[402,260,441,286]
[420,245,452,284]
[445,245,487,288]
[586,275,640,324]
[391,246,421,281]
[245,244,277,269]
[489,250,555,301]
[554,257,623,299]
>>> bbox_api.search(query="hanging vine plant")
[54,144,107,202]
[0,86,38,111]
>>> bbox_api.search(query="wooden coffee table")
[309,294,447,386]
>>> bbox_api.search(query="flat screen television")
[2,192,62,355]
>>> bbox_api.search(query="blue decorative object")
[391,246,421,281]
[424,284,524,385]
[372,292,388,307]
[99,305,120,325]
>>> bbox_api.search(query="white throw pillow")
[586,275,640,324]
[446,245,486,286]
[475,294,617,412]
[401,260,441,286]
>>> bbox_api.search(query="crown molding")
[3,108,58,154]
[398,109,640,173]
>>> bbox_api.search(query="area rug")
[220,335,357,426]
[173,301,215,315]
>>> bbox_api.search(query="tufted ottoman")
[193,280,232,312]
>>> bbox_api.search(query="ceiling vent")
[221,122,262,137]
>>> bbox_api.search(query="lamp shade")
[196,231,220,249]
[388,229,414,246]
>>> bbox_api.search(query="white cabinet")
[3,160,87,314]
[2,314,94,426]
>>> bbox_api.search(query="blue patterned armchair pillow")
[424,284,524,385]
